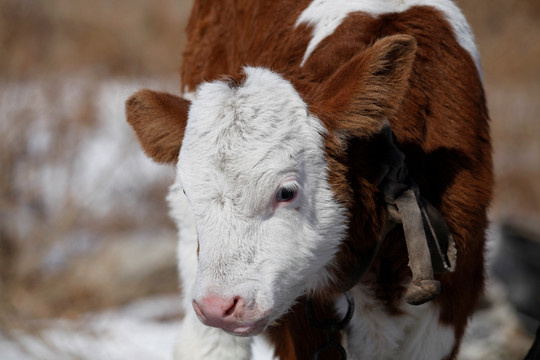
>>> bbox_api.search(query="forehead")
[178,68,324,184]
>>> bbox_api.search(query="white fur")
[169,67,347,358]
[335,284,455,360]
[251,335,278,360]
[179,67,347,309]
[174,310,253,359]
[296,0,481,74]
[169,172,254,360]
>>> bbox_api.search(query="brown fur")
[307,35,418,138]
[266,297,344,360]
[126,89,190,163]
[127,1,493,359]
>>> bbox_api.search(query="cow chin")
[221,317,270,337]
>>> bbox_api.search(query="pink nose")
[192,295,243,327]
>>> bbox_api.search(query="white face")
[175,67,347,336]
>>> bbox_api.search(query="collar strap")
[377,123,456,305]
[306,292,354,359]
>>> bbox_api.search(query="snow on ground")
[1,77,184,358]
[0,282,534,360]
[0,77,176,221]
[459,282,535,360]
[0,295,183,360]
[1,76,181,291]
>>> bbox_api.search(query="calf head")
[126,35,416,336]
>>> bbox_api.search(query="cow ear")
[312,35,417,138]
[126,89,190,164]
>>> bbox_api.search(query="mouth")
[221,317,269,336]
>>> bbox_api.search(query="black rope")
[305,292,355,360]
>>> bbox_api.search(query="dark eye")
[276,185,298,202]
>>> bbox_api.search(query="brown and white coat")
[126,0,493,359]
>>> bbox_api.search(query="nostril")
[224,297,238,317]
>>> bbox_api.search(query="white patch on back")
[335,283,455,360]
[296,0,481,74]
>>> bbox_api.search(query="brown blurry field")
[0,0,539,358]
[0,0,194,329]
[0,0,194,80]
[457,0,540,222]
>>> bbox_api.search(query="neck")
[266,296,344,360]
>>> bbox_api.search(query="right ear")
[125,89,190,164]
[310,35,417,139]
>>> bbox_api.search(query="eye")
[276,184,298,202]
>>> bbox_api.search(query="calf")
[126,0,493,359]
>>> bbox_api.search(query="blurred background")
[0,0,538,359]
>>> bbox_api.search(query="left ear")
[311,34,417,138]
[126,89,190,164]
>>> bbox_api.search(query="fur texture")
[336,283,455,359]
[126,0,493,359]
